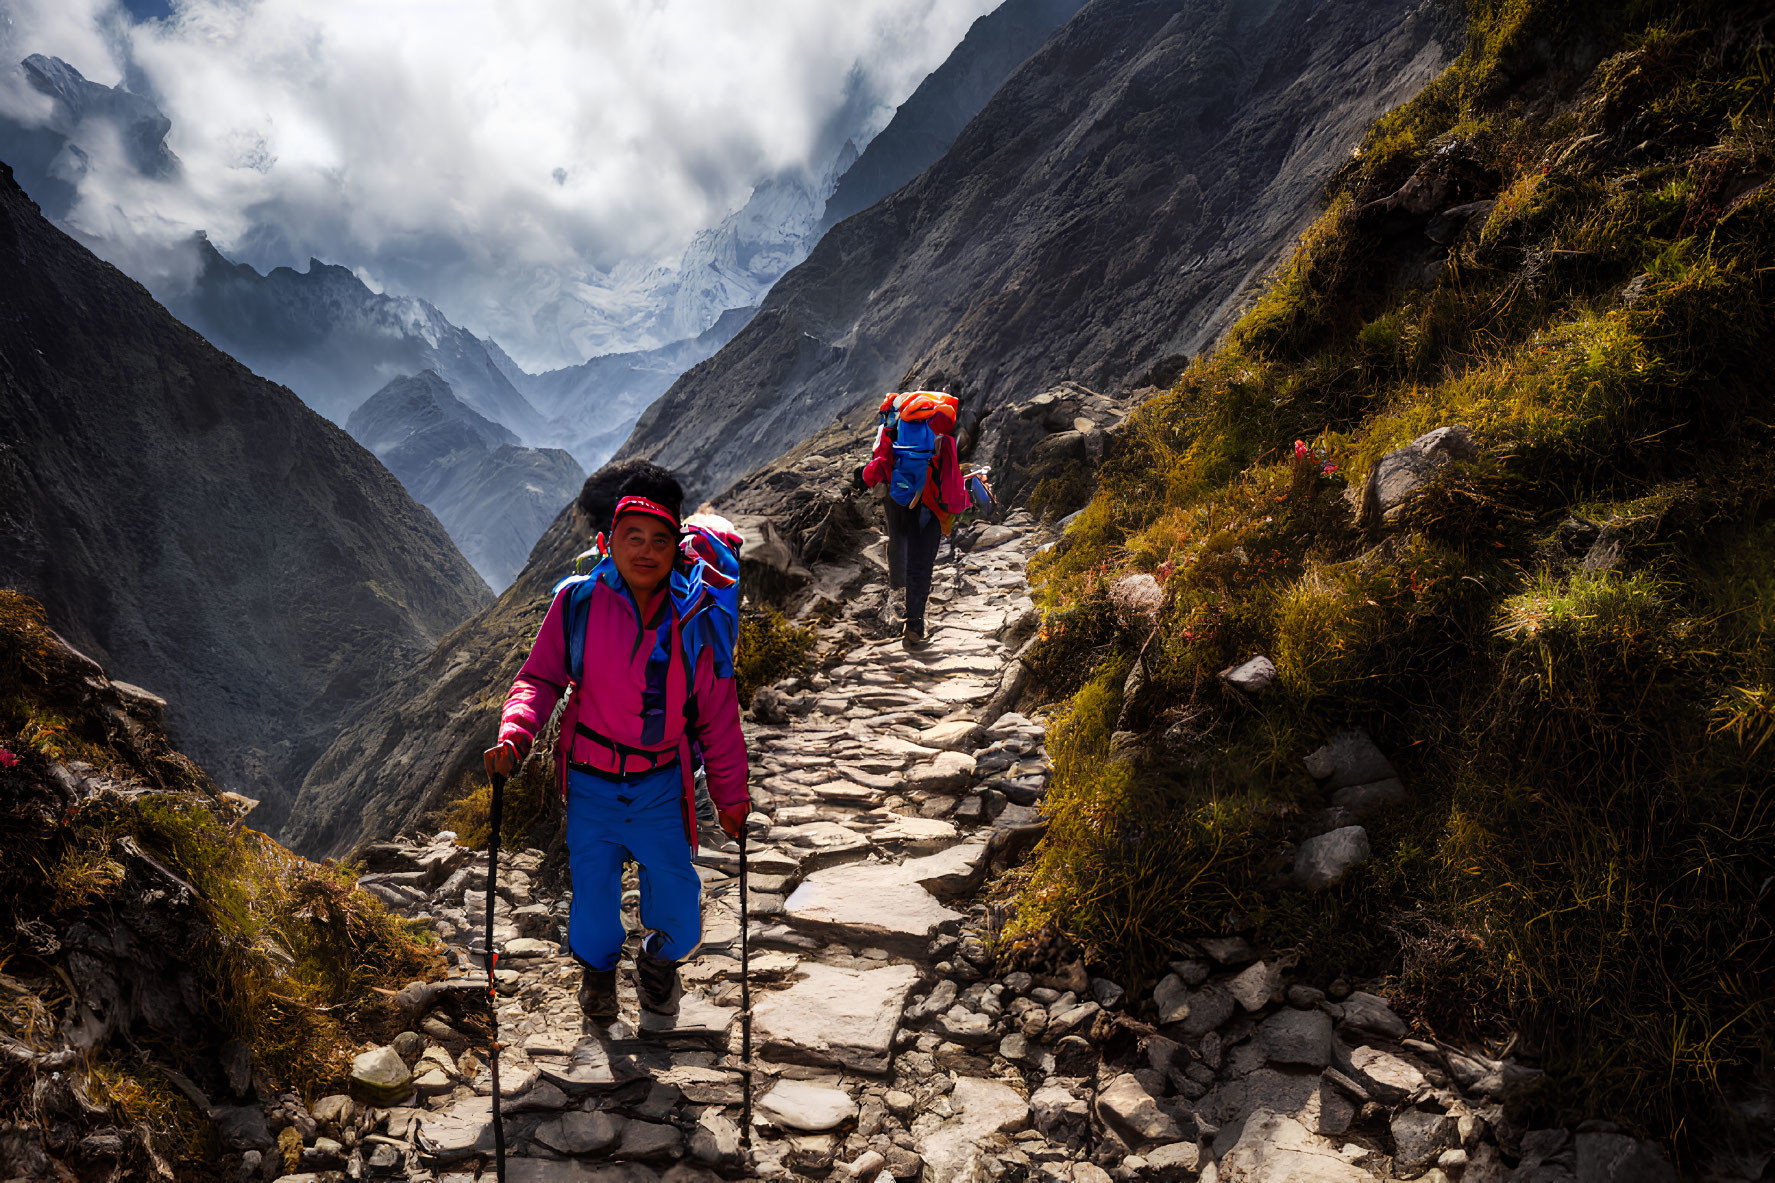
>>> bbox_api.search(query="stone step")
[781,861,964,955]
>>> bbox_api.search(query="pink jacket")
[862,430,968,527]
[498,569,749,846]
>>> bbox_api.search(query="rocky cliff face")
[817,0,1089,233]
[0,162,492,837]
[620,0,1457,499]
[168,238,552,441]
[347,371,585,591]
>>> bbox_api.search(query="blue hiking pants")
[565,763,702,970]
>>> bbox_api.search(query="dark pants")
[885,500,943,630]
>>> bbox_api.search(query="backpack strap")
[555,574,598,684]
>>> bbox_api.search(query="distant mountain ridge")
[511,304,757,471]
[347,371,584,590]
[620,0,1457,499]
[170,239,552,441]
[0,161,492,839]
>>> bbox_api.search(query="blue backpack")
[888,417,938,508]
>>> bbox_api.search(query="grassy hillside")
[1013,0,1774,1153]
[0,590,440,1177]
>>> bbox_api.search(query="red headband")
[613,495,680,530]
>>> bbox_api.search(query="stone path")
[279,511,1064,1182]
[265,505,1677,1183]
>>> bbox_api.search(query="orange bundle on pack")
[879,390,958,436]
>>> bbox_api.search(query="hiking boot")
[635,935,682,1016]
[903,620,928,649]
[577,966,618,1021]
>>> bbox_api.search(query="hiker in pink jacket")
[483,462,750,1021]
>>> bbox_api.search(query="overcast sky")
[0,0,999,368]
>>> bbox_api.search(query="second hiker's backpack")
[965,468,996,514]
[879,391,959,509]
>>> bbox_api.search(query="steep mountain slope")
[281,504,584,857]
[0,162,492,838]
[347,369,519,474]
[169,238,551,441]
[0,589,442,1182]
[818,0,1089,232]
[346,371,585,590]
[621,0,1456,499]
[1017,0,1774,1159]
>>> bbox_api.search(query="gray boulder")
[348,1046,412,1105]
[1095,1074,1183,1148]
[1356,424,1478,524]
[1574,1132,1676,1183]
[1258,1008,1334,1068]
[1303,731,1396,789]
[1294,827,1370,888]
[1391,1108,1458,1173]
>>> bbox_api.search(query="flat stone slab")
[870,815,959,851]
[903,750,977,794]
[767,822,872,871]
[902,840,988,899]
[918,1077,1030,1183]
[806,779,879,803]
[757,1079,858,1132]
[414,1096,493,1162]
[635,992,736,1041]
[919,719,985,750]
[930,679,994,705]
[533,1037,622,1092]
[783,862,963,954]
[753,962,920,1073]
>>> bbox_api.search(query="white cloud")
[0,0,1000,368]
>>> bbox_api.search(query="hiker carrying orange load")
[852,391,968,648]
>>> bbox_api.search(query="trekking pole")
[484,772,508,1182]
[737,823,753,1147]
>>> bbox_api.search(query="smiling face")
[611,512,677,601]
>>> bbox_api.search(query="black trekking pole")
[484,772,508,1182]
[737,822,753,1148]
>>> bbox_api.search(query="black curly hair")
[575,458,683,535]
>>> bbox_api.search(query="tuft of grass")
[735,606,817,704]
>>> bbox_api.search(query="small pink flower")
[1293,440,1310,460]
[0,748,16,768]
[1322,462,1338,476]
